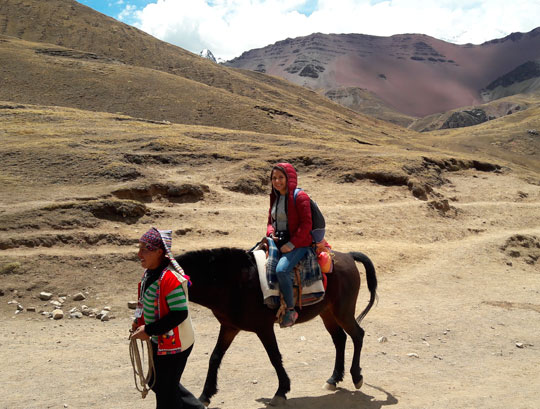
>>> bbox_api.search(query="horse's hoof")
[324,382,337,391]
[269,395,286,406]
[354,375,364,389]
[198,395,210,407]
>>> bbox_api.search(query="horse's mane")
[175,247,255,284]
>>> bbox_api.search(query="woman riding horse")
[176,246,377,406]
[267,162,315,327]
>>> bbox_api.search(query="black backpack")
[294,188,326,243]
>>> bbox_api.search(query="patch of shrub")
[0,262,22,275]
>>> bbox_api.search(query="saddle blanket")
[252,249,325,308]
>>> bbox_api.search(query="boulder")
[72,292,86,301]
[441,109,488,129]
[39,292,53,301]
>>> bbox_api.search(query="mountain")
[324,87,415,127]
[199,48,217,63]
[410,103,540,172]
[225,30,540,118]
[409,92,540,132]
[481,59,540,102]
[1,0,538,174]
[0,0,405,141]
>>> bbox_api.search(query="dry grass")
[414,104,540,174]
[409,92,540,132]
[0,33,412,141]
[1,101,505,199]
[0,0,415,142]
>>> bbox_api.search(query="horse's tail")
[350,252,378,324]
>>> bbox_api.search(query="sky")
[77,0,540,61]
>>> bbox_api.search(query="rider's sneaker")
[280,309,298,328]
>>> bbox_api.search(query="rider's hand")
[280,244,292,253]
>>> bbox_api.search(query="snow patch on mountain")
[199,49,217,63]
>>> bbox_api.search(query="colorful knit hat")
[139,227,186,278]
[139,228,165,251]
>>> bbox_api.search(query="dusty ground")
[1,166,539,409]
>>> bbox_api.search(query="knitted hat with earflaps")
[139,227,189,283]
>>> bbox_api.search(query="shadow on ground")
[250,384,398,409]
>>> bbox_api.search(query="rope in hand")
[129,336,156,399]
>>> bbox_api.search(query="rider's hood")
[272,162,297,195]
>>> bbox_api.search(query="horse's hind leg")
[199,324,240,406]
[256,327,291,406]
[339,317,365,389]
[321,310,346,390]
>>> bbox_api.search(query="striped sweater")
[137,263,195,355]
[142,279,188,343]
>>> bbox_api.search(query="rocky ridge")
[225,29,540,118]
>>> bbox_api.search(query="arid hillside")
[0,0,401,139]
[226,30,540,117]
[409,92,540,133]
[323,87,415,127]
[1,33,400,139]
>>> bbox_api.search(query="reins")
[129,337,156,398]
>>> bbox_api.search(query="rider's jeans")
[275,247,309,308]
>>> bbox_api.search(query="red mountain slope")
[226,30,540,117]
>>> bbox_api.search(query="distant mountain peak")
[199,48,217,63]
[225,29,540,117]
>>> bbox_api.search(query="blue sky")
[77,0,540,61]
[78,0,135,17]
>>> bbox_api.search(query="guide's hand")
[130,324,150,341]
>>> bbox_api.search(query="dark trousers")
[150,342,205,409]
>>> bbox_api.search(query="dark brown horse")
[176,248,377,406]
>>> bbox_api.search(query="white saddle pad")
[253,249,325,302]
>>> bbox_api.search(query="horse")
[175,247,377,406]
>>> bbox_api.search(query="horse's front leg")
[199,324,240,407]
[256,327,290,406]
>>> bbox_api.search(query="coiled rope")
[129,337,156,398]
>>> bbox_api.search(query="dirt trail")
[1,170,539,409]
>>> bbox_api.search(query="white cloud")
[126,0,540,61]
[118,4,137,21]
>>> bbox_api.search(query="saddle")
[252,237,334,322]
